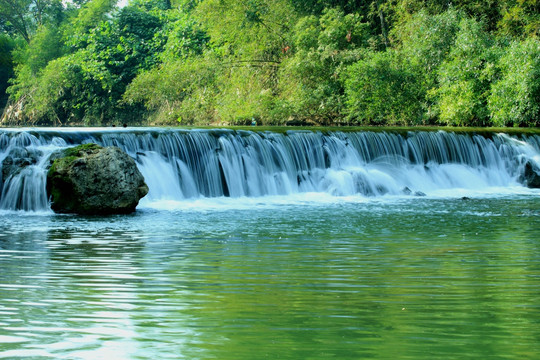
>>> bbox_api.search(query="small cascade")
[0,128,539,212]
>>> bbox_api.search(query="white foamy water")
[1,128,539,212]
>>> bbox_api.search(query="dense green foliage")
[0,33,15,109]
[1,0,539,126]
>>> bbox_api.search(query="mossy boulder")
[46,143,149,214]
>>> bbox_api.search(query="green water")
[1,196,539,359]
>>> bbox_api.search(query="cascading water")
[0,128,539,212]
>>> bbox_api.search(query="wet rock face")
[46,144,149,214]
[1,147,41,183]
[522,161,540,189]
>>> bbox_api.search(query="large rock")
[46,144,149,214]
[521,160,540,189]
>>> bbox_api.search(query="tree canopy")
[1,0,539,126]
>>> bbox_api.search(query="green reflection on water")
[0,197,539,359]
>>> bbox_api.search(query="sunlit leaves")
[488,38,540,127]
[344,50,424,125]
[432,17,494,125]
[195,0,296,60]
[278,8,370,123]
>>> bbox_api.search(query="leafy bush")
[488,38,540,127]
[344,50,424,125]
[6,24,65,117]
[124,56,218,125]
[159,11,209,61]
[0,34,15,108]
[278,8,370,124]
[430,17,495,126]
[394,10,461,85]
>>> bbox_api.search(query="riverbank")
[3,124,540,136]
[186,125,540,136]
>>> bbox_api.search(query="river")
[0,128,539,359]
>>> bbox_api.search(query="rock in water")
[522,161,540,189]
[1,147,41,182]
[46,144,149,214]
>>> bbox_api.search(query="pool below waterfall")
[0,128,539,359]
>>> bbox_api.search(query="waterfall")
[1,128,539,212]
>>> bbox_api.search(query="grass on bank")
[172,125,540,136]
[1,124,539,137]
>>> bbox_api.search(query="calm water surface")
[1,195,539,359]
